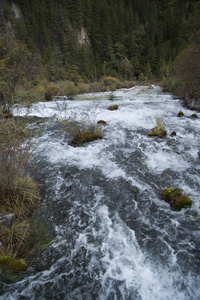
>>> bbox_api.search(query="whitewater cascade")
[1,85,200,300]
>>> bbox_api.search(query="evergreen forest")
[0,0,200,102]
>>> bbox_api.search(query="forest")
[0,0,199,100]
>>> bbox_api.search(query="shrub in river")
[107,104,118,111]
[161,188,192,210]
[148,118,167,138]
[177,110,184,117]
[70,127,102,145]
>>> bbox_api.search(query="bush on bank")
[0,117,39,275]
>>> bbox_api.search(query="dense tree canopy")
[0,0,199,84]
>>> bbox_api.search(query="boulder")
[170,131,177,136]
[190,113,198,119]
[186,98,200,111]
[177,111,184,117]
[97,120,107,125]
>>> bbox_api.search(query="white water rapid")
[1,85,200,299]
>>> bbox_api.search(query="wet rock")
[170,131,177,136]
[177,111,184,117]
[161,188,192,210]
[107,104,118,111]
[97,120,107,125]
[190,113,198,119]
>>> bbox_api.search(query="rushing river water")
[1,85,200,299]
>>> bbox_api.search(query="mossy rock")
[97,120,107,125]
[174,195,192,210]
[0,256,28,273]
[177,111,184,117]
[161,187,174,202]
[161,188,192,210]
[148,126,167,138]
[107,104,118,111]
[190,113,198,118]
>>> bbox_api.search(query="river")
[1,85,200,299]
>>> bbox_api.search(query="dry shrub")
[0,119,32,192]
[0,118,39,273]
[89,81,106,93]
[0,119,38,218]
[64,81,79,99]
[45,82,60,101]
[77,82,90,94]
[104,76,121,88]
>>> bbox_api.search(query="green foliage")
[0,34,45,109]
[2,0,196,82]
[1,0,199,89]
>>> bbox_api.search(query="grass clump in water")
[148,117,167,138]
[0,255,28,273]
[70,127,102,145]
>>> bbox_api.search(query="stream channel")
[1,85,200,299]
